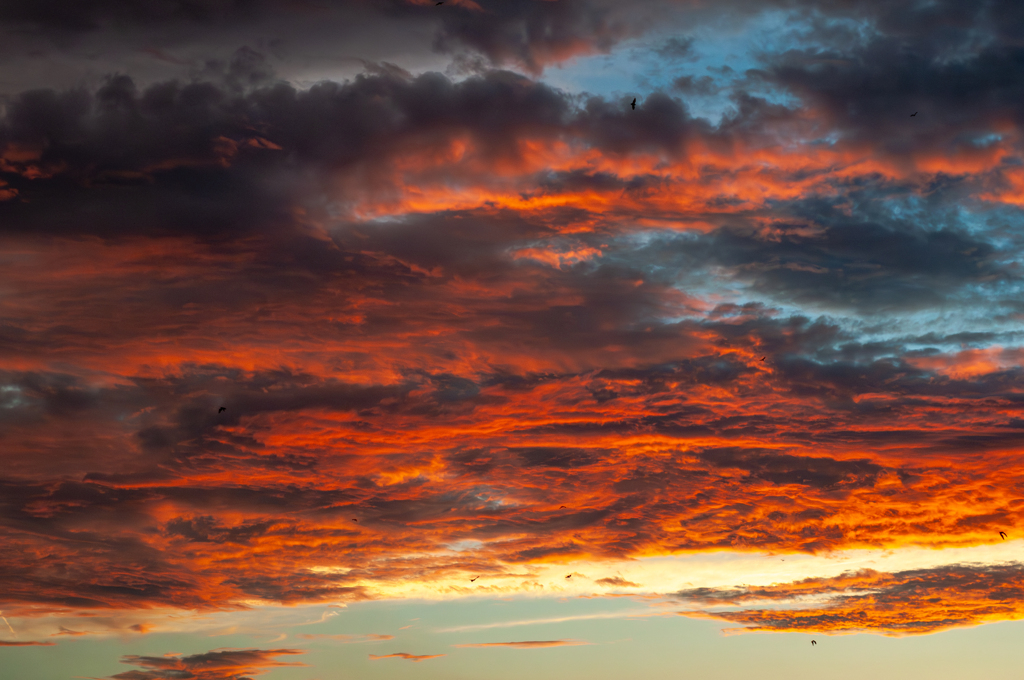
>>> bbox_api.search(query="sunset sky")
[4,1,1024,678]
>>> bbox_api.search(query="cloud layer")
[677,563,1024,636]
[3,0,1024,641]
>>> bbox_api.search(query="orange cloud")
[0,640,56,646]
[2,64,1024,637]
[676,563,1024,636]
[108,648,305,680]
[369,652,446,661]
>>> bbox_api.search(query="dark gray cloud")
[513,446,602,468]
[636,194,1010,313]
[0,0,636,87]
[0,69,575,238]
[753,1,1024,155]
[700,446,883,489]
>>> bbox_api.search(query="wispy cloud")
[299,633,393,642]
[437,611,668,633]
[595,577,641,588]
[453,640,591,648]
[369,652,446,662]
[0,640,56,646]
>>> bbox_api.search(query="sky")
[3,0,1024,678]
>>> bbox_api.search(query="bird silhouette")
[218,407,226,413]
[1000,531,1007,540]
[811,640,817,646]
[630,98,636,110]
[559,505,567,509]
[436,1,443,4]
[760,356,766,361]
[566,574,572,579]
[351,518,358,522]
[910,112,917,117]
[470,576,479,582]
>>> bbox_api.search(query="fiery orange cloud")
[3,60,1024,640]
[2,228,1024,623]
[676,563,1024,636]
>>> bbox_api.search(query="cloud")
[0,639,56,646]
[5,0,1024,638]
[298,633,393,642]
[108,648,306,680]
[453,639,590,648]
[675,563,1024,636]
[0,0,638,79]
[369,652,445,662]
[437,611,659,633]
[595,576,641,588]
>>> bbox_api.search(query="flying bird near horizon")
[811,640,816,646]
[1000,531,1007,540]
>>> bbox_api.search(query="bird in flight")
[559,505,567,509]
[566,574,572,579]
[1000,531,1007,540]
[811,640,817,646]
[630,98,636,110]
[351,518,358,522]
[436,1,443,4]
[218,406,226,413]
[760,356,766,361]
[910,112,917,117]
[470,576,479,582]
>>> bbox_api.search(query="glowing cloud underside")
[1,0,1024,646]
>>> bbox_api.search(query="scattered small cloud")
[53,627,88,636]
[108,648,306,680]
[369,652,445,662]
[453,639,590,648]
[595,577,641,588]
[299,633,393,642]
[0,640,56,646]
